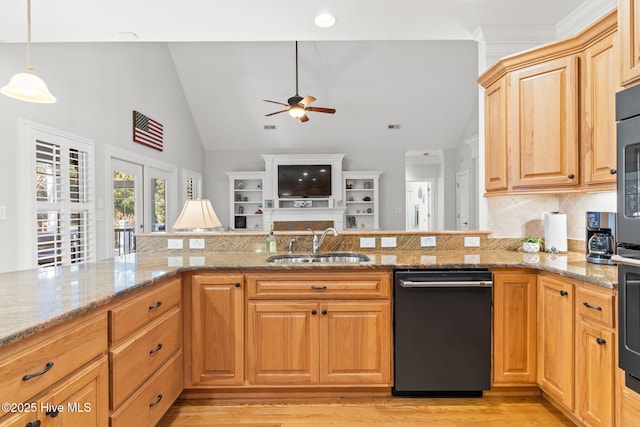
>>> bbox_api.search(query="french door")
[112,159,143,255]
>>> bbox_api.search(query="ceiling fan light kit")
[263,41,335,123]
[1,0,56,104]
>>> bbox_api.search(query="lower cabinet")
[537,274,575,410]
[247,300,391,385]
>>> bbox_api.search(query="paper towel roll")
[543,212,567,252]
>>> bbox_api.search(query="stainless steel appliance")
[585,211,616,265]
[616,84,640,394]
[392,269,492,396]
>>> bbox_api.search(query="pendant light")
[1,0,56,103]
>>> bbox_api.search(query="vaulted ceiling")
[1,0,585,152]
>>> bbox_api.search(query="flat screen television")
[277,164,332,198]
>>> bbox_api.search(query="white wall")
[0,42,204,273]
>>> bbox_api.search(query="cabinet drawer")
[246,270,391,299]
[110,306,182,409]
[0,313,107,417]
[110,276,181,343]
[110,350,183,427]
[576,286,614,328]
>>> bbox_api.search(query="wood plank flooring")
[158,396,576,426]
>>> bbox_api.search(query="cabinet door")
[493,272,537,386]
[577,320,614,427]
[190,274,244,385]
[583,33,618,188]
[484,76,509,192]
[619,0,640,85]
[247,301,319,385]
[537,276,574,410]
[45,357,109,427]
[509,56,579,189]
[319,301,391,385]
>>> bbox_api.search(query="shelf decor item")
[521,236,544,253]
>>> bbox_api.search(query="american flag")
[133,110,164,151]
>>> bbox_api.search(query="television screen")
[278,165,332,198]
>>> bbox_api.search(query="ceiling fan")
[263,41,336,123]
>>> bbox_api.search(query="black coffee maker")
[586,211,616,265]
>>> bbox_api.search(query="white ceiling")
[1,0,586,152]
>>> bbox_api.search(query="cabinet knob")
[26,421,42,427]
[311,309,317,315]
[235,282,241,287]
[560,290,568,296]
[596,337,607,345]
[567,173,575,179]
[45,409,59,418]
[322,309,328,315]
[610,169,617,175]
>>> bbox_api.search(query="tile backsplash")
[486,191,616,241]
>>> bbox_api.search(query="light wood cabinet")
[188,273,244,386]
[108,276,183,423]
[484,77,509,192]
[492,271,537,386]
[582,32,619,189]
[537,275,575,410]
[245,270,392,387]
[508,56,580,189]
[576,284,615,427]
[618,0,640,86]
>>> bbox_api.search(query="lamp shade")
[1,71,56,103]
[173,199,222,231]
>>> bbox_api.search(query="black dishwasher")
[392,269,492,396]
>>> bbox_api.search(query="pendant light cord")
[26,0,33,71]
[294,41,299,96]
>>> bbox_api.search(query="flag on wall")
[133,110,164,151]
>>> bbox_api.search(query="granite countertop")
[0,249,617,350]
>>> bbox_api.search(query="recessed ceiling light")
[314,13,336,28]
[117,32,138,41]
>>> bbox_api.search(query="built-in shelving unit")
[343,171,381,230]
[226,171,265,231]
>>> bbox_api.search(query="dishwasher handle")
[399,280,493,288]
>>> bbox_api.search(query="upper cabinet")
[619,0,640,86]
[479,10,618,195]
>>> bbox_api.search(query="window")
[22,122,95,268]
[182,168,202,200]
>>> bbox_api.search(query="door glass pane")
[113,171,136,255]
[35,141,62,203]
[625,142,640,218]
[152,178,166,232]
[37,211,62,267]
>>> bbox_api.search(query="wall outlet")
[189,238,205,249]
[464,236,481,247]
[167,239,184,249]
[421,236,436,247]
[167,256,184,267]
[360,237,376,248]
[189,256,205,266]
[381,237,397,248]
[465,254,481,264]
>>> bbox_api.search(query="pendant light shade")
[1,0,56,104]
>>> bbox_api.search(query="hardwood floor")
[158,396,576,426]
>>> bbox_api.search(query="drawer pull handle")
[149,343,163,354]
[560,290,568,296]
[583,301,602,311]
[45,409,59,418]
[148,301,162,310]
[596,338,607,345]
[311,285,327,290]
[149,393,163,408]
[22,361,54,381]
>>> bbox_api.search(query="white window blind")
[34,137,95,268]
[183,169,202,200]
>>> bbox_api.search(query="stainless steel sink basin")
[267,253,371,263]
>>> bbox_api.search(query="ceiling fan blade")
[299,114,310,122]
[306,107,336,114]
[265,109,289,116]
[263,99,289,107]
[300,96,316,107]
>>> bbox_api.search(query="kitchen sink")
[267,253,371,263]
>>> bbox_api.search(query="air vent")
[263,125,276,130]
[388,124,400,129]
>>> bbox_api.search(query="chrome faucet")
[308,227,339,254]
[288,238,296,254]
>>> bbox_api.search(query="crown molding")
[556,0,616,39]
